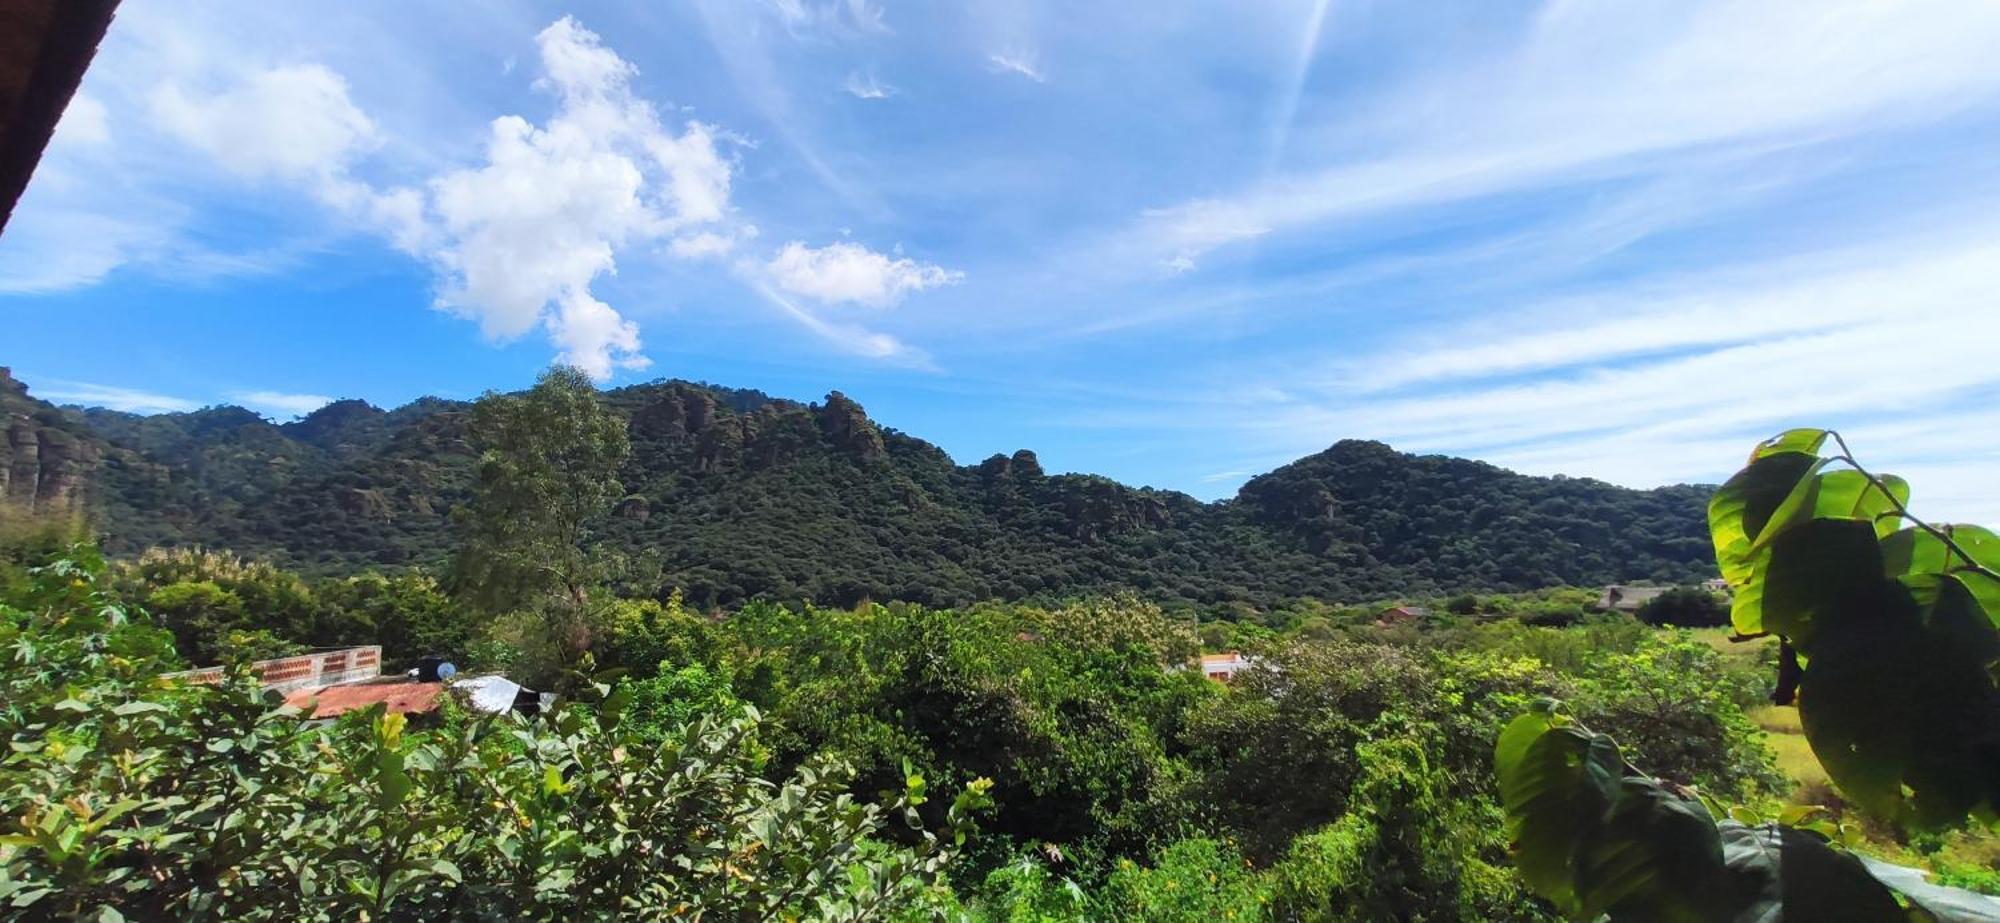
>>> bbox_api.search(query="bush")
[1634,585,1730,628]
[0,554,992,920]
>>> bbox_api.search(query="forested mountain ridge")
[2,367,1717,610]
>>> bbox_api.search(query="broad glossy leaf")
[1760,520,1886,647]
[1713,459,1827,640]
[1716,823,1905,923]
[1574,779,1727,922]
[1711,454,1824,596]
[1495,708,1623,914]
[1750,428,1831,462]
[1751,470,1908,552]
[1799,574,2000,828]
[1884,526,2000,629]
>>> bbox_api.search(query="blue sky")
[6,0,2000,519]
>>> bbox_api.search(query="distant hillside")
[0,367,1718,611]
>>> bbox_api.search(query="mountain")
[0,367,1718,611]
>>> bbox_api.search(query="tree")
[1632,586,1728,628]
[452,365,630,681]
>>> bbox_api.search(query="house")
[1701,578,1732,596]
[1375,605,1431,628]
[1196,651,1255,683]
[160,646,384,694]
[282,681,446,719]
[1597,585,1669,613]
[163,645,543,719]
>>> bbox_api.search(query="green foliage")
[1633,586,1729,628]
[616,663,738,742]
[0,553,992,921]
[16,367,1718,614]
[1099,838,1270,921]
[1568,635,1782,800]
[1498,430,2000,920]
[1707,429,2000,829]
[454,365,630,610]
[311,570,470,668]
[1495,704,1910,922]
[452,365,632,686]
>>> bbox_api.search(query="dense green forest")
[0,517,1790,920]
[5,371,1994,919]
[1,367,1716,614]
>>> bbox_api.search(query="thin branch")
[1826,431,2000,584]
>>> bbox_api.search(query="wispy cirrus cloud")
[37,381,199,414]
[986,50,1046,83]
[1124,0,2000,269]
[1177,229,2000,521]
[842,70,896,100]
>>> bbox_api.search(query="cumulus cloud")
[152,66,378,183]
[416,16,739,378]
[231,390,334,417]
[765,240,961,307]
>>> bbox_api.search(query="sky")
[5,0,2000,520]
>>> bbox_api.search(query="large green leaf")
[1496,707,1623,915]
[1799,574,2000,827]
[1711,454,1824,636]
[1574,779,1728,922]
[1760,519,1887,648]
[1884,525,2000,630]
[1750,469,1909,553]
[1750,428,1832,462]
[1716,823,1906,922]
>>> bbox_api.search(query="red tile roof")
[282,682,445,719]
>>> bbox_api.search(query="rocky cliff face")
[0,367,97,514]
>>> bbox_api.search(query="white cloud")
[1200,230,2000,522]
[0,208,169,293]
[770,0,888,36]
[1129,0,2000,266]
[39,382,199,414]
[56,93,110,146]
[543,292,651,379]
[152,65,378,183]
[418,16,738,378]
[765,240,961,307]
[231,390,334,417]
[842,70,896,100]
[747,282,932,367]
[670,226,756,259]
[987,50,1047,83]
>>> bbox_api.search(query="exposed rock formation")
[0,367,97,514]
[816,392,886,461]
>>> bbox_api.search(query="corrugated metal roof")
[282,681,445,719]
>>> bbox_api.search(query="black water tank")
[416,656,457,682]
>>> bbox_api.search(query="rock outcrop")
[0,367,98,514]
[816,392,886,461]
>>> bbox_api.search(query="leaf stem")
[1827,431,2000,584]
